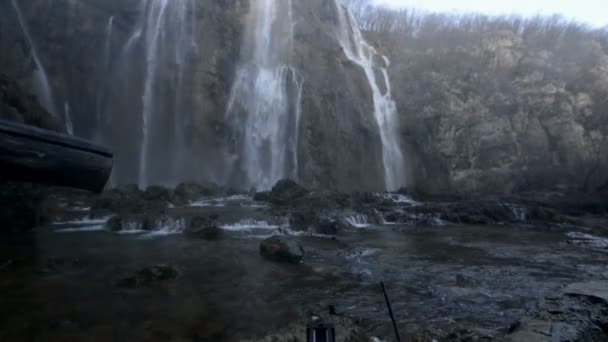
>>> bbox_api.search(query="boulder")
[185,215,222,240]
[105,216,123,232]
[269,179,308,206]
[259,236,304,264]
[289,210,318,231]
[143,185,171,203]
[253,191,271,202]
[116,264,180,289]
[171,182,218,205]
[92,184,168,216]
[315,218,344,235]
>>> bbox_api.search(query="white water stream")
[225,0,302,190]
[334,0,406,190]
[11,0,56,115]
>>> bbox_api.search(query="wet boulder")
[171,181,218,205]
[269,179,308,206]
[92,184,169,216]
[185,215,221,240]
[253,191,271,202]
[316,218,345,235]
[92,185,143,213]
[143,185,171,203]
[116,264,180,289]
[105,215,123,232]
[289,210,318,231]
[260,236,304,264]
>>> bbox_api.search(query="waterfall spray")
[11,0,56,115]
[225,0,302,190]
[334,0,406,191]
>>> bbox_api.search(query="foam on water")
[189,195,259,208]
[220,219,279,232]
[566,232,608,249]
[55,225,105,233]
[138,218,186,239]
[53,217,111,226]
[376,193,419,205]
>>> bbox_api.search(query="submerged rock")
[260,236,304,264]
[269,179,308,206]
[185,215,221,240]
[116,264,180,289]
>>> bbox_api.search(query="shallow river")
[1,200,607,341]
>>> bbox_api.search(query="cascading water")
[95,15,114,140]
[113,0,195,188]
[10,0,56,115]
[334,0,406,191]
[64,102,74,135]
[225,0,302,190]
[138,0,170,189]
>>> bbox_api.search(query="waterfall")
[334,0,406,191]
[95,15,114,140]
[114,0,194,188]
[225,0,302,190]
[10,0,56,115]
[138,0,170,189]
[64,102,74,135]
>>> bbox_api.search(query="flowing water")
[225,0,302,190]
[105,0,196,188]
[138,0,171,189]
[334,0,406,191]
[94,15,114,141]
[1,204,607,340]
[64,102,74,135]
[10,0,56,116]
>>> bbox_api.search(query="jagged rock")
[315,218,345,235]
[259,236,304,264]
[116,264,180,289]
[171,182,218,205]
[143,185,171,203]
[91,184,167,215]
[289,210,318,231]
[269,179,308,206]
[185,215,221,240]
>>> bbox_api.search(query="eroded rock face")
[1,0,607,195]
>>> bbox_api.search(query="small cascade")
[64,102,74,135]
[225,0,302,190]
[11,0,56,115]
[334,0,406,191]
[344,214,371,228]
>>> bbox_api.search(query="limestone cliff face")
[1,0,607,194]
[373,27,608,194]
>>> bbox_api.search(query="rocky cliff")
[360,10,608,194]
[1,0,607,194]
